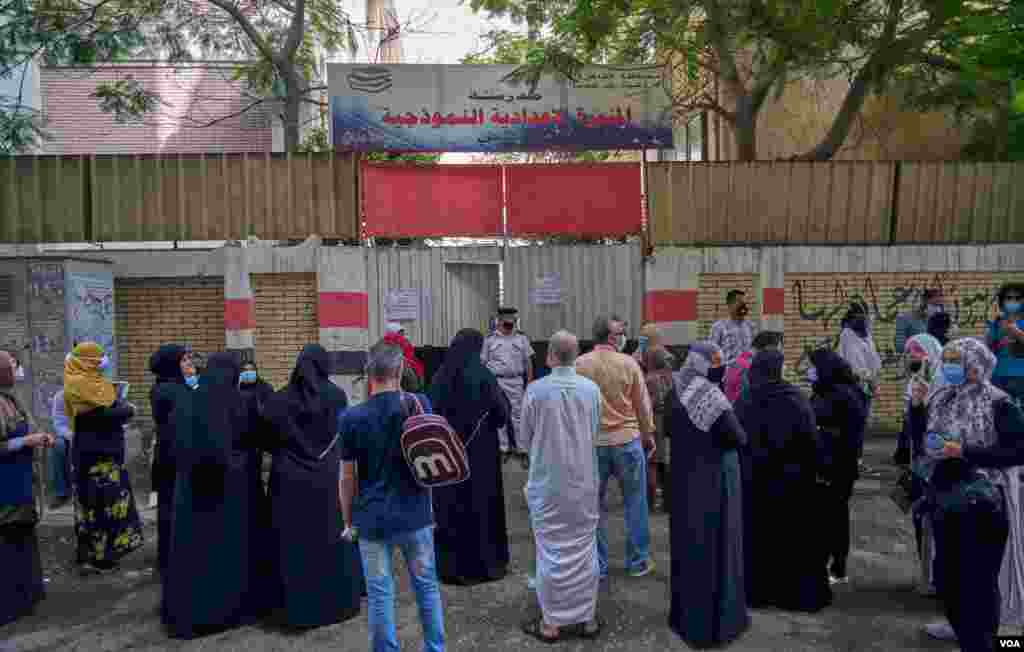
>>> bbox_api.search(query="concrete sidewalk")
[3,437,957,651]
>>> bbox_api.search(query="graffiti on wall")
[66,272,116,373]
[787,273,1003,380]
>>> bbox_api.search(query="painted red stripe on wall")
[644,289,698,323]
[319,292,369,329]
[224,298,255,330]
[763,287,785,315]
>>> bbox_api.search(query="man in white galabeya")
[575,314,656,580]
[519,330,603,643]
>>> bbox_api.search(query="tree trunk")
[799,72,874,161]
[282,71,302,152]
[733,95,757,161]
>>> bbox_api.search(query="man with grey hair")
[519,330,603,642]
[576,314,656,579]
[339,340,445,652]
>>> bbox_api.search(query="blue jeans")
[358,526,445,652]
[596,438,650,576]
[47,436,70,499]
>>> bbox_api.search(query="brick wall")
[252,273,319,390]
[115,278,225,415]
[698,273,758,338]
[782,271,1024,427]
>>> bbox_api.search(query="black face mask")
[707,367,725,385]
[848,317,868,337]
[908,360,923,374]
[501,321,515,330]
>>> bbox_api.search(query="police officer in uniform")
[482,307,534,462]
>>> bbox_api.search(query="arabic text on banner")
[329,64,673,152]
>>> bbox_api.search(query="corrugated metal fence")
[647,161,1024,245]
[364,243,643,347]
[1,153,360,243]
[5,156,1023,246]
[504,243,644,341]
[366,246,502,347]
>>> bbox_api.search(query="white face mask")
[14,365,24,381]
[615,334,627,351]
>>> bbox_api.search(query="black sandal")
[521,618,561,644]
[580,617,604,639]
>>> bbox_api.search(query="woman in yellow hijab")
[64,342,144,573]
[64,342,116,423]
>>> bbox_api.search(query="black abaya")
[734,351,831,612]
[428,328,511,585]
[163,353,264,639]
[668,389,750,649]
[148,344,189,579]
[262,344,363,628]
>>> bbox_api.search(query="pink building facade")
[40,64,275,155]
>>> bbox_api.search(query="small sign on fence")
[531,274,562,305]
[385,289,421,322]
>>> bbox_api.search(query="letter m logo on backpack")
[399,393,470,488]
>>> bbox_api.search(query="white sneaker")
[923,621,957,641]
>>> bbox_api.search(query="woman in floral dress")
[65,342,144,573]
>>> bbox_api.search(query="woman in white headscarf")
[901,333,945,596]
[907,338,1024,649]
[667,342,750,649]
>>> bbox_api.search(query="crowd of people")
[1,282,1023,652]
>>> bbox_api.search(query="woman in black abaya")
[808,349,868,586]
[163,353,264,639]
[148,344,191,579]
[263,344,363,628]
[668,341,749,649]
[428,328,511,585]
[735,351,831,612]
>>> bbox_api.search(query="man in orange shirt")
[576,314,657,579]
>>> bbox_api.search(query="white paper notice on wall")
[531,274,562,305]
[385,289,421,322]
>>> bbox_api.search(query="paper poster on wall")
[531,274,562,305]
[385,289,421,322]
[66,272,116,374]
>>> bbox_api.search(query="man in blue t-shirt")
[339,340,445,652]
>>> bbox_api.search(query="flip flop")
[579,617,604,639]
[521,617,561,644]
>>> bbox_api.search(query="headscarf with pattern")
[63,342,116,423]
[927,338,1006,448]
[0,350,32,439]
[904,333,946,403]
[673,341,732,432]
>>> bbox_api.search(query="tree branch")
[205,0,276,62]
[282,0,306,58]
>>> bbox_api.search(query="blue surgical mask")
[942,363,966,386]
[240,371,257,384]
[1004,302,1022,315]
[926,304,944,318]
[806,367,818,384]
[185,374,199,389]
[98,355,110,371]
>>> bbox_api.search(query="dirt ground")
[1,436,965,652]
